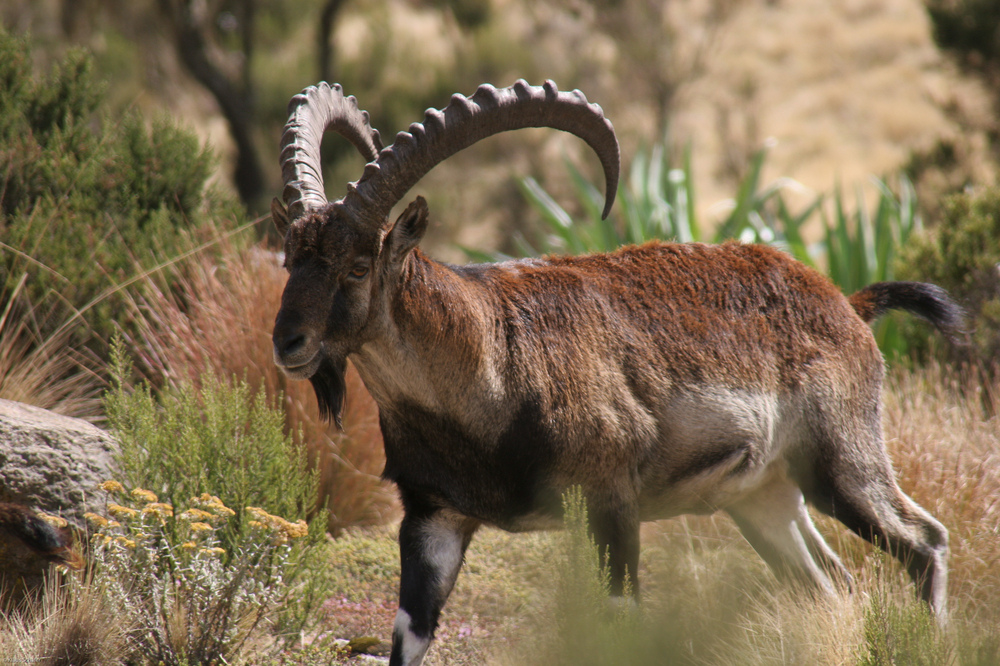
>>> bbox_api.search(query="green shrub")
[550,487,642,666]
[119,242,393,534]
[857,559,949,666]
[103,337,331,650]
[508,489,752,666]
[897,186,1000,370]
[0,27,243,347]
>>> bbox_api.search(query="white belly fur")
[638,385,801,518]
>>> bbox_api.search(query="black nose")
[274,330,307,359]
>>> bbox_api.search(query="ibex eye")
[349,265,369,279]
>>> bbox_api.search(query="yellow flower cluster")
[95,534,136,550]
[131,488,158,504]
[180,540,225,557]
[178,507,217,523]
[99,480,124,494]
[189,521,214,534]
[91,481,304,560]
[245,506,308,541]
[190,493,236,519]
[38,512,68,529]
[142,502,174,521]
[107,503,139,520]
[84,512,109,528]
[179,495,236,555]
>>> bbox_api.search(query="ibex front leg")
[390,497,479,666]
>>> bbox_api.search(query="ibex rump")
[270,81,958,666]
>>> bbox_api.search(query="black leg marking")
[390,495,478,666]
[802,451,949,618]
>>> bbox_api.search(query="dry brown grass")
[884,364,1000,625]
[0,275,103,420]
[0,570,129,666]
[123,241,396,534]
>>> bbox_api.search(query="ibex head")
[271,80,620,426]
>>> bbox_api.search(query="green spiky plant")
[823,177,922,359]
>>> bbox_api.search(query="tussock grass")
[0,570,128,666]
[883,364,1000,626]
[0,275,102,420]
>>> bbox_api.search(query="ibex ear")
[386,196,429,260]
[271,197,291,237]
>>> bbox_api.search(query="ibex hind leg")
[391,499,479,666]
[726,476,852,598]
[802,435,949,620]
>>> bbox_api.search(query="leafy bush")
[897,186,1000,371]
[0,27,242,346]
[926,0,1000,75]
[550,487,641,665]
[507,488,759,666]
[103,338,332,648]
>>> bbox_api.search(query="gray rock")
[0,399,119,528]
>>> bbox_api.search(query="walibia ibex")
[270,81,960,666]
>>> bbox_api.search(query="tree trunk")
[157,0,267,213]
[318,0,346,84]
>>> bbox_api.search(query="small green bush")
[0,27,243,346]
[105,340,321,531]
[857,559,949,666]
[551,487,642,665]
[103,338,332,651]
[897,185,1000,369]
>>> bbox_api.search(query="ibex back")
[270,81,960,666]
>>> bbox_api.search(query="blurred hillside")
[2,0,995,259]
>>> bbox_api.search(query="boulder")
[0,399,118,529]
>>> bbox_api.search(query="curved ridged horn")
[339,79,619,224]
[280,82,383,220]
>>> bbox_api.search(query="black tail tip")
[851,281,968,344]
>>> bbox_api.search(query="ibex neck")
[351,250,503,417]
